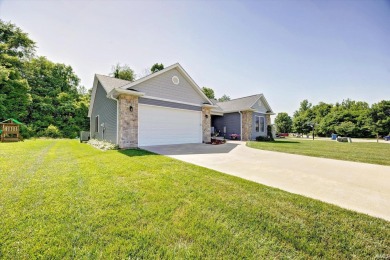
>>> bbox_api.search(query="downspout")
[239,111,242,141]
[109,94,119,145]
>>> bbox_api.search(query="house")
[88,63,274,148]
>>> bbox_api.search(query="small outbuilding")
[0,118,23,142]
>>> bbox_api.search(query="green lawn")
[0,139,389,258]
[248,138,390,166]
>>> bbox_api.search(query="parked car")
[276,133,288,138]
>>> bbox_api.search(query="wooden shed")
[0,118,23,142]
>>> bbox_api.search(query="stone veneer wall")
[118,94,138,149]
[202,107,211,143]
[241,111,253,141]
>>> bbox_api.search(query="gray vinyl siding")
[252,112,267,139]
[90,82,117,144]
[251,98,268,113]
[130,69,206,105]
[212,113,241,139]
[139,98,201,111]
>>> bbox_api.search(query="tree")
[150,63,164,73]
[202,87,215,99]
[0,20,35,121]
[274,112,292,133]
[370,100,390,139]
[110,63,135,81]
[218,94,231,102]
[292,100,314,135]
[24,56,89,138]
[335,121,356,136]
[294,99,312,117]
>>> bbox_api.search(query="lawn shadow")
[272,140,300,144]
[117,148,157,157]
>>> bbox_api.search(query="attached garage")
[138,104,202,146]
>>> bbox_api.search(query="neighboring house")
[88,63,274,149]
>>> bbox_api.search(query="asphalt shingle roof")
[96,74,132,93]
[214,94,262,112]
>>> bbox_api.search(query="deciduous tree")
[202,87,215,99]
[111,63,135,81]
[150,63,164,73]
[275,112,292,133]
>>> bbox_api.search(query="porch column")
[202,107,211,143]
[118,94,139,149]
[265,114,271,126]
[241,111,253,141]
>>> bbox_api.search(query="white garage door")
[138,104,202,146]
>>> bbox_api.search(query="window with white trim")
[95,115,99,133]
[255,116,265,133]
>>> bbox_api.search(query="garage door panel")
[139,105,202,146]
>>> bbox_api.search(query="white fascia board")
[248,94,275,114]
[248,94,263,109]
[202,104,218,108]
[107,88,145,99]
[87,75,99,117]
[119,63,213,105]
[260,95,274,113]
[119,63,180,90]
[211,111,224,116]
[175,65,214,105]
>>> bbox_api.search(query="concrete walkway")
[143,142,390,221]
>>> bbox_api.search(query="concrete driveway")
[143,141,390,221]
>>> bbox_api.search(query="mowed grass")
[248,138,390,166]
[0,140,389,259]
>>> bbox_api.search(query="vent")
[172,76,179,85]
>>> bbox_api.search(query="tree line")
[0,20,90,138]
[0,20,166,139]
[275,99,390,138]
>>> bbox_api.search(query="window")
[260,116,265,132]
[95,115,99,133]
[255,116,265,133]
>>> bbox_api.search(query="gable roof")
[96,74,132,92]
[88,74,133,117]
[88,63,214,117]
[118,63,212,105]
[212,94,274,114]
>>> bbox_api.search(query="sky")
[1,0,389,116]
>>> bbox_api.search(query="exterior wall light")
[205,114,209,119]
[129,105,133,112]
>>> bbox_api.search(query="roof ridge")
[121,63,180,89]
[96,74,132,82]
[217,94,262,103]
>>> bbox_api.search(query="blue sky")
[1,0,389,116]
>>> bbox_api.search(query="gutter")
[108,94,119,145]
[239,111,242,141]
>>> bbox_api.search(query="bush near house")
[255,136,274,142]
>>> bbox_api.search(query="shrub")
[87,139,118,151]
[44,125,62,138]
[267,125,275,141]
[19,125,35,139]
[255,136,274,142]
